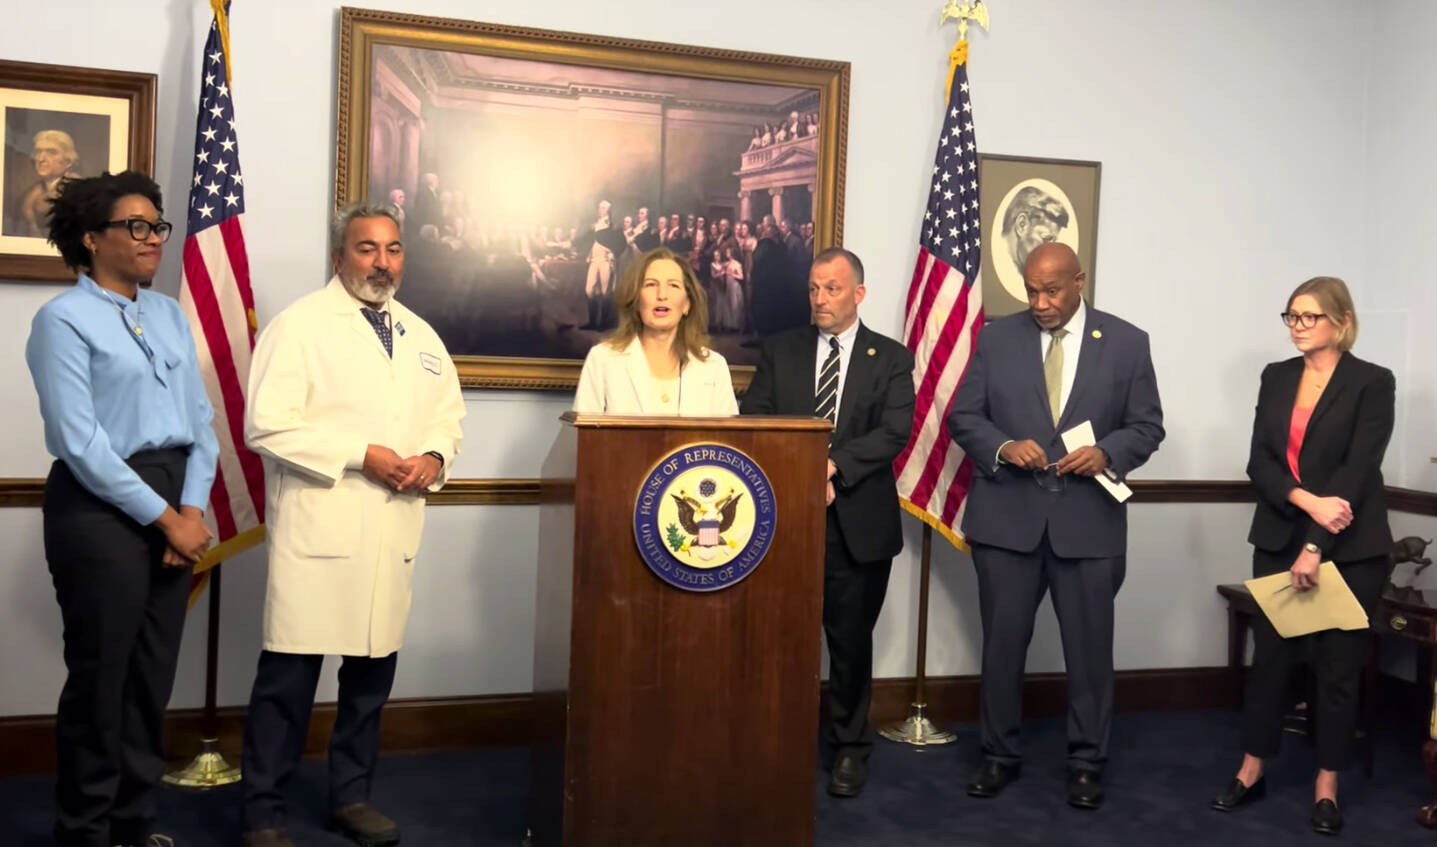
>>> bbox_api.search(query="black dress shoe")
[1067,770,1104,809]
[827,752,867,798]
[1311,799,1344,835]
[1210,776,1266,811]
[966,759,1020,798]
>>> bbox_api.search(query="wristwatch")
[1303,542,1320,554]
[423,450,445,468]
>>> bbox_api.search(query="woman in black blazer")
[1211,276,1395,834]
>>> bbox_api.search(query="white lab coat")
[245,277,465,657]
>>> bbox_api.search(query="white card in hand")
[1060,420,1133,503]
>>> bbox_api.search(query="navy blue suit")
[948,306,1164,770]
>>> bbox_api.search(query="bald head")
[1023,242,1085,332]
[1023,242,1080,278]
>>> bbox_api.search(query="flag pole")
[163,0,247,787]
[163,566,241,787]
[879,525,957,745]
[881,0,990,748]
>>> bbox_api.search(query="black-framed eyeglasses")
[1033,462,1066,493]
[100,219,173,243]
[1280,311,1327,329]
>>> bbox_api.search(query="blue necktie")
[360,308,392,357]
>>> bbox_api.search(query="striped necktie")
[815,336,841,423]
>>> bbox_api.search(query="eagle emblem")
[666,477,744,561]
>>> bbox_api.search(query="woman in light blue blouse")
[25,171,219,847]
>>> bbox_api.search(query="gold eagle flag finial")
[940,0,989,98]
[941,0,990,42]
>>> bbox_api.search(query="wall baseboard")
[0,667,1238,777]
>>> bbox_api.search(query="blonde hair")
[604,247,711,362]
[1287,276,1358,352]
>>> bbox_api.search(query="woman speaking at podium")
[573,246,738,415]
[1210,276,1395,835]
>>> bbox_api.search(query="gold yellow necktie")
[1044,328,1068,425]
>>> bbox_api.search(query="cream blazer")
[244,278,465,657]
[573,337,738,416]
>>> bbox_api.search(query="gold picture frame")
[0,59,156,282]
[336,7,850,390]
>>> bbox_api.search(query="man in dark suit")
[741,247,915,799]
[948,242,1164,809]
[632,207,661,252]
[411,172,441,231]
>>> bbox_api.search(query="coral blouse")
[1287,404,1314,482]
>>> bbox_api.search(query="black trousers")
[972,534,1125,772]
[241,649,398,832]
[822,509,893,763]
[43,449,192,847]
[1241,543,1386,770]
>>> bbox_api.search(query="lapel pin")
[1091,329,1102,339]
[867,347,876,356]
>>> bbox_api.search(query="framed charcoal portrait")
[0,59,156,282]
[336,7,850,389]
[977,153,1101,320]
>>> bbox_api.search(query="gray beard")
[342,274,398,305]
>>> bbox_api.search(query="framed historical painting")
[336,7,850,390]
[0,59,156,282]
[976,154,1101,320]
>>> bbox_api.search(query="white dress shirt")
[814,321,860,419]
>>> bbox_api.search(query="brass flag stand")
[879,526,957,746]
[163,567,241,788]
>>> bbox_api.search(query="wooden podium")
[531,413,831,847]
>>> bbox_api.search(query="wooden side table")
[1373,585,1437,827]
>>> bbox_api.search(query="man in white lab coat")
[239,203,465,847]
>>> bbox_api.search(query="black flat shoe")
[827,751,867,798]
[1311,798,1344,835]
[1067,770,1104,809]
[966,759,1020,798]
[1210,776,1266,811]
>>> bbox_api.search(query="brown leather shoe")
[241,829,296,847]
[330,802,401,847]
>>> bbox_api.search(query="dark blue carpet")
[5,710,1436,845]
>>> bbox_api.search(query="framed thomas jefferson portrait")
[0,59,156,282]
[977,153,1101,320]
[336,7,850,390]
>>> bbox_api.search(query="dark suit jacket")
[412,187,441,230]
[1246,353,1394,562]
[740,322,915,563]
[948,308,1164,559]
[634,228,661,252]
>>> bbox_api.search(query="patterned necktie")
[815,336,841,423]
[361,307,393,358]
[1044,327,1069,425]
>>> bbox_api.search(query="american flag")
[892,45,984,548]
[180,0,265,599]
